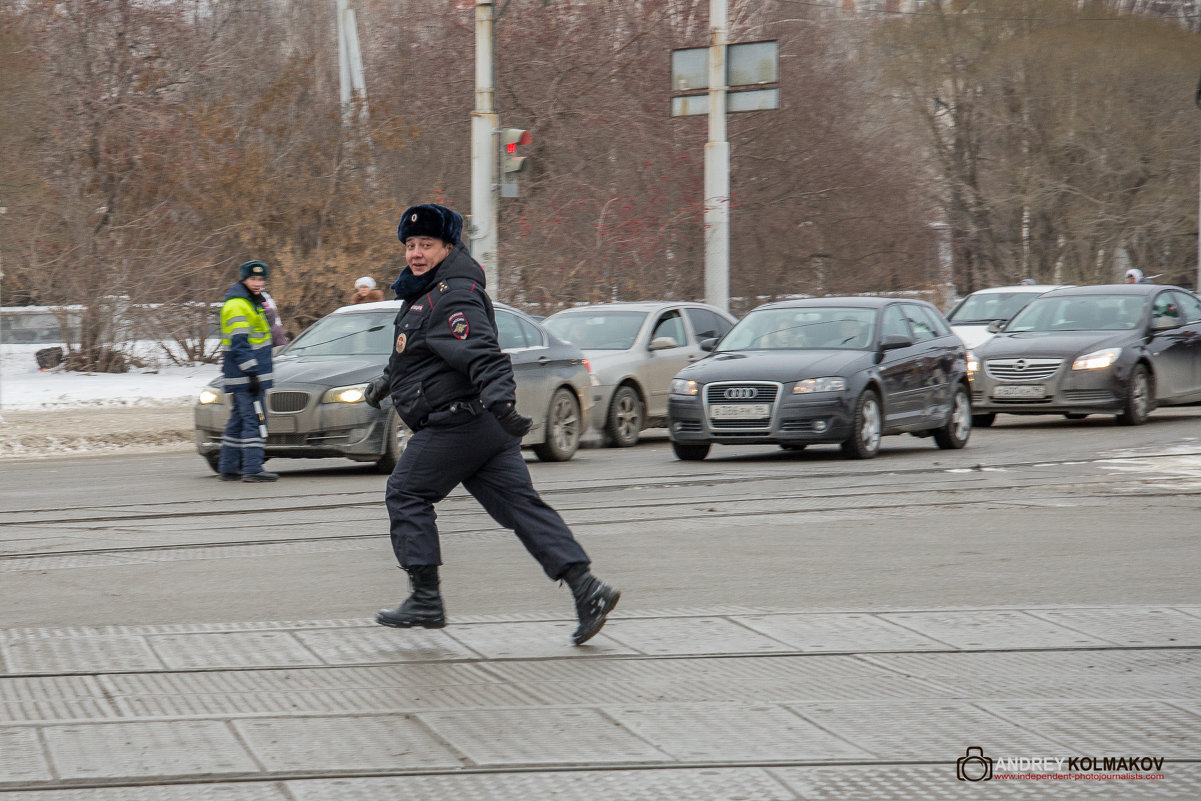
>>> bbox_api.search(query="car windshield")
[1006,295,1143,333]
[543,310,647,350]
[949,291,1041,324]
[281,311,396,356]
[718,307,877,351]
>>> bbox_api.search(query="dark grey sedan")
[194,301,592,472]
[666,297,972,460]
[968,284,1201,426]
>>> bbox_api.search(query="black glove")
[491,402,532,438]
[364,373,389,409]
[246,373,260,396]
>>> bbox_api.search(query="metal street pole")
[1195,70,1201,292]
[336,0,367,124]
[704,0,730,313]
[470,0,499,289]
[0,206,5,423]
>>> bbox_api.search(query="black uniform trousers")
[385,406,589,580]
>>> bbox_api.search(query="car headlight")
[966,351,979,378]
[1072,348,1121,371]
[671,378,699,396]
[321,384,369,404]
[793,376,846,394]
[197,388,223,405]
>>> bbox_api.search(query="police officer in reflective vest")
[218,260,278,482]
[365,203,619,645]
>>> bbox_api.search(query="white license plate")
[710,403,770,420]
[992,384,1045,399]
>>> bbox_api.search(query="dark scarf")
[391,265,440,302]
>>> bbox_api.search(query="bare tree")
[872,0,1200,292]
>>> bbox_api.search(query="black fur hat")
[397,204,463,245]
[239,260,269,280]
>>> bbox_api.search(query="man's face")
[244,276,267,293]
[405,236,453,276]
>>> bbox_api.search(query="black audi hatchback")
[666,297,972,460]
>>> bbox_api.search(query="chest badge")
[395,332,407,354]
[448,311,469,340]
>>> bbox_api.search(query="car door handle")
[537,356,551,365]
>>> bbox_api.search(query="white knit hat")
[355,276,377,290]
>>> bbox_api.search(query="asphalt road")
[2,409,1199,631]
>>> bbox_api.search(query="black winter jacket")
[384,246,518,430]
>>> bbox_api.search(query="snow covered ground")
[0,343,216,459]
[0,343,217,411]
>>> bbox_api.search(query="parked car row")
[194,301,592,471]
[195,281,1201,471]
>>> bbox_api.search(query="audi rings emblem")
[724,387,756,400]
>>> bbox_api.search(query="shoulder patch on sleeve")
[448,311,469,340]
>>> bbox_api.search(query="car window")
[1167,290,1201,324]
[948,291,1040,323]
[283,311,396,356]
[494,309,527,350]
[515,314,546,347]
[912,305,951,337]
[1152,292,1185,327]
[651,311,686,345]
[543,310,647,349]
[902,304,938,343]
[881,305,911,340]
[1009,295,1138,332]
[685,308,731,341]
[719,307,875,351]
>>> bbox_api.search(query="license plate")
[992,384,1045,399]
[710,403,770,420]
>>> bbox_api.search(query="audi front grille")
[704,382,780,433]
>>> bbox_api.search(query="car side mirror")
[699,337,717,352]
[649,336,679,350]
[1151,316,1180,332]
[880,334,913,351]
[986,320,1005,333]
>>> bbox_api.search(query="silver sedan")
[542,301,737,446]
[195,301,592,472]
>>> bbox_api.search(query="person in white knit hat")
[350,275,384,304]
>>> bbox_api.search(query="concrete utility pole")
[704,0,730,313]
[336,0,367,124]
[1195,70,1201,292]
[470,0,499,289]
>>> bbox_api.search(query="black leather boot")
[563,563,620,645]
[376,565,446,629]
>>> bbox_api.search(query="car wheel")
[932,384,972,450]
[779,443,808,451]
[532,387,581,462]
[1063,413,1089,420]
[1115,364,1152,426]
[203,452,220,473]
[972,413,996,428]
[374,410,408,473]
[605,385,644,447]
[841,389,882,459]
[672,440,710,461]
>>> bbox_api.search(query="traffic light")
[501,128,531,174]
